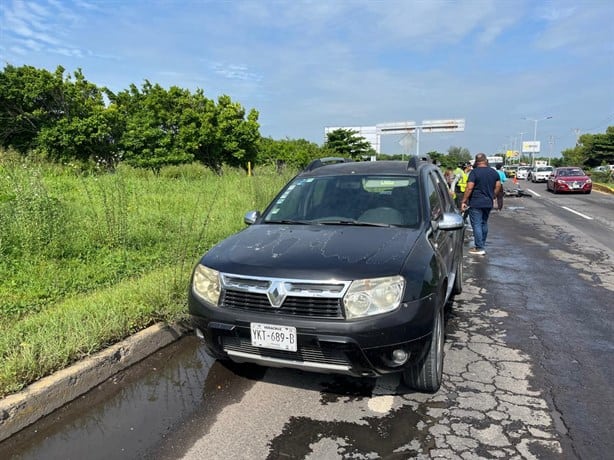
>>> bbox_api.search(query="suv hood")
[200,224,421,280]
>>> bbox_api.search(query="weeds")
[0,155,293,397]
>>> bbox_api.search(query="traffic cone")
[513,175,518,185]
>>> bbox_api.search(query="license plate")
[250,323,297,352]
[572,183,580,189]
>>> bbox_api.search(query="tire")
[452,255,463,295]
[402,304,444,393]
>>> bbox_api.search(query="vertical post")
[416,126,420,157]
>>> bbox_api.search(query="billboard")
[522,141,541,153]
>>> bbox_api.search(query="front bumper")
[188,289,436,378]
[555,181,592,192]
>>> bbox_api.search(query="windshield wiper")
[265,219,314,225]
[318,219,393,227]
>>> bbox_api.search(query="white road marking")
[561,206,593,220]
[526,188,541,197]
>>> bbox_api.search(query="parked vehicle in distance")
[592,165,614,173]
[503,165,518,178]
[530,166,554,183]
[547,167,592,194]
[188,156,466,393]
[516,166,532,180]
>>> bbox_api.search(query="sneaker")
[468,248,486,255]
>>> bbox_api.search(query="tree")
[324,129,375,159]
[0,65,68,152]
[37,69,118,164]
[561,126,614,167]
[213,95,260,172]
[257,137,326,169]
[445,146,472,168]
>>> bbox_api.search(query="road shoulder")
[0,322,190,442]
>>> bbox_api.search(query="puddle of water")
[0,337,212,460]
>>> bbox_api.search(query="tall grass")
[0,153,294,397]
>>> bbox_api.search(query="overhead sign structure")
[420,119,465,133]
[325,119,465,154]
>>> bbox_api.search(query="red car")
[547,167,592,194]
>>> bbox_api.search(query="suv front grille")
[219,273,350,319]
[222,290,343,317]
[222,336,351,367]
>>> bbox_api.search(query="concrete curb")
[593,183,614,194]
[0,321,191,442]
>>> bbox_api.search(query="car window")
[433,170,455,213]
[425,173,444,221]
[263,174,420,226]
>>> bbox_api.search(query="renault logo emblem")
[267,281,287,308]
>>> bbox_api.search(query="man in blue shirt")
[460,153,502,255]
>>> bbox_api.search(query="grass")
[0,154,294,397]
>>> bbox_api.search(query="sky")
[1,0,613,158]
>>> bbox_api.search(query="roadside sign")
[522,141,541,153]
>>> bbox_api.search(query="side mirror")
[244,210,260,225]
[437,212,464,231]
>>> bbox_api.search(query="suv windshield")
[263,174,420,227]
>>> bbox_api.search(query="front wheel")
[402,306,444,393]
[452,255,463,295]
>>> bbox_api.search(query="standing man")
[460,153,502,255]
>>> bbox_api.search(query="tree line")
[559,126,614,168]
[9,64,606,172]
[0,65,383,173]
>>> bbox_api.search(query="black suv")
[188,156,464,392]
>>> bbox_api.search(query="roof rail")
[407,154,432,170]
[303,157,353,172]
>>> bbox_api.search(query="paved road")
[1,185,612,459]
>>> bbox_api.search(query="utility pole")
[572,128,581,145]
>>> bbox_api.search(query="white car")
[516,166,532,180]
[531,166,554,182]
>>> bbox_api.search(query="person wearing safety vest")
[455,163,471,209]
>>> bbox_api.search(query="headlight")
[343,275,405,319]
[192,264,221,305]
